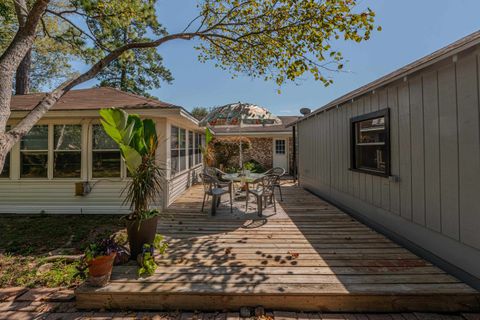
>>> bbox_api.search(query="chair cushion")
[211,188,228,196]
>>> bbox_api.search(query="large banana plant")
[100,108,163,217]
[99,108,158,174]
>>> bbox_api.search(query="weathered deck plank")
[75,182,480,312]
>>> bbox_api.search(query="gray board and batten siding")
[293,31,480,287]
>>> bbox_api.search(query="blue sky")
[77,0,480,115]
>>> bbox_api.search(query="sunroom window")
[188,131,194,168]
[195,132,202,164]
[54,125,82,178]
[1,126,10,178]
[20,125,49,178]
[92,125,121,178]
[350,108,390,176]
[170,126,187,175]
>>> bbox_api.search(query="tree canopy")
[191,107,210,121]
[0,0,379,170]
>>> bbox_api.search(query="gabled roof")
[212,116,299,135]
[290,29,480,126]
[10,87,178,111]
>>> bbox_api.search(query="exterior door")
[273,138,288,172]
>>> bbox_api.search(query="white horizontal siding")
[168,165,203,206]
[0,180,130,214]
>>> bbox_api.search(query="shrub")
[243,159,265,173]
[212,137,251,168]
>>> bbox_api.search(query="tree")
[0,0,78,93]
[191,107,210,121]
[93,17,173,96]
[0,0,378,171]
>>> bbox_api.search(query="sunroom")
[0,87,204,214]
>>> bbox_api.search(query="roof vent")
[300,108,311,116]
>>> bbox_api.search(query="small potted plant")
[99,108,164,260]
[84,237,121,287]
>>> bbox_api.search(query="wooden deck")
[76,182,480,312]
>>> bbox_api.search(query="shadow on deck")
[75,181,480,312]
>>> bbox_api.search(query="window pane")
[179,128,186,149]
[93,125,118,150]
[21,125,48,150]
[54,152,81,178]
[1,126,10,178]
[355,145,386,172]
[21,152,48,178]
[92,151,121,178]
[275,140,286,154]
[1,153,10,178]
[189,131,194,168]
[180,149,186,171]
[54,125,81,151]
[170,126,178,149]
[171,150,179,175]
[356,117,385,144]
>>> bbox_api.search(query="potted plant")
[99,108,164,259]
[84,237,121,287]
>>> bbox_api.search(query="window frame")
[349,108,391,177]
[19,124,49,179]
[53,124,82,179]
[275,139,286,155]
[0,125,11,179]
[170,125,189,176]
[90,124,124,180]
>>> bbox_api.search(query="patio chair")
[245,174,279,216]
[199,173,233,215]
[204,166,235,196]
[265,167,286,201]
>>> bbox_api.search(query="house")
[0,87,204,214]
[208,103,299,173]
[290,31,480,286]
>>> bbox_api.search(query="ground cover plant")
[0,214,125,288]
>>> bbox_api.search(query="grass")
[0,214,125,288]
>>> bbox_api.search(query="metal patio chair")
[265,167,286,201]
[245,174,279,216]
[200,173,233,215]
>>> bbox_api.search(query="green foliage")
[191,107,209,121]
[99,108,164,217]
[196,0,379,86]
[137,234,168,277]
[212,137,251,168]
[153,234,168,254]
[243,159,265,173]
[0,215,122,288]
[99,108,157,173]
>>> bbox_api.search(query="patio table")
[221,172,266,202]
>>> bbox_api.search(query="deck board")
[76,182,480,312]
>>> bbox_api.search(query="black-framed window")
[350,108,390,177]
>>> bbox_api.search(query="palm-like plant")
[99,108,163,220]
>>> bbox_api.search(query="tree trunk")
[15,48,31,95]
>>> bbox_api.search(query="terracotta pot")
[87,252,116,277]
[126,215,159,260]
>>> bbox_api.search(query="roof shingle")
[10,87,177,111]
